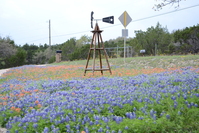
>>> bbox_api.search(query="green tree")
[129,38,142,56]
[134,22,172,55]
[15,48,27,66]
[76,35,91,48]
[5,48,27,68]
[69,44,90,60]
[22,44,39,64]
[173,24,199,54]
[61,38,76,61]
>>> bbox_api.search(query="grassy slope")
[52,55,199,69]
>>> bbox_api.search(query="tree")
[33,47,55,64]
[173,24,199,54]
[153,0,186,11]
[61,38,76,61]
[76,35,91,48]
[0,36,16,59]
[0,36,27,68]
[68,44,90,60]
[134,22,172,55]
[129,38,143,56]
[22,44,39,64]
[5,48,27,68]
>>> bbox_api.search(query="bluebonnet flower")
[33,123,38,128]
[103,117,109,123]
[124,126,129,130]
[183,94,187,100]
[66,124,70,131]
[106,126,110,130]
[190,102,194,106]
[43,127,49,133]
[52,127,59,133]
[84,126,89,132]
[18,123,23,127]
[178,111,181,115]
[166,114,170,119]
[133,107,136,111]
[98,127,103,132]
[171,96,176,100]
[89,121,93,126]
[138,116,144,120]
[118,129,122,133]
[23,126,27,130]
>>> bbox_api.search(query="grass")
[52,54,199,69]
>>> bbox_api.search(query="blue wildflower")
[166,114,170,119]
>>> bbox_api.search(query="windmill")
[84,11,114,76]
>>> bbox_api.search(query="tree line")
[0,22,198,69]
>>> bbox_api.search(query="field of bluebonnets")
[0,55,199,133]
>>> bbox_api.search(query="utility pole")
[49,19,51,47]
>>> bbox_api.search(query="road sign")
[118,11,132,28]
[122,29,128,37]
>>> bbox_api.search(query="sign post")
[118,11,132,63]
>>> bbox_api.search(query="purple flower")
[103,117,109,123]
[166,114,170,119]
[118,129,122,133]
[89,121,93,126]
[66,124,70,130]
[178,111,181,115]
[138,116,144,120]
[171,96,176,100]
[98,127,103,132]
[125,126,129,130]
[33,123,38,128]
[43,127,49,133]
[106,126,110,130]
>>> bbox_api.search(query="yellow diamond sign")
[118,11,132,28]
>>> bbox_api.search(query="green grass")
[52,54,199,69]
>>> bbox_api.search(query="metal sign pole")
[124,27,126,64]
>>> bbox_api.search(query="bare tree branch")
[153,0,185,11]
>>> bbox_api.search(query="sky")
[0,0,199,46]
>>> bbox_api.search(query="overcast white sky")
[0,0,199,46]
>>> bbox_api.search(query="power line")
[20,4,199,45]
[131,4,199,23]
